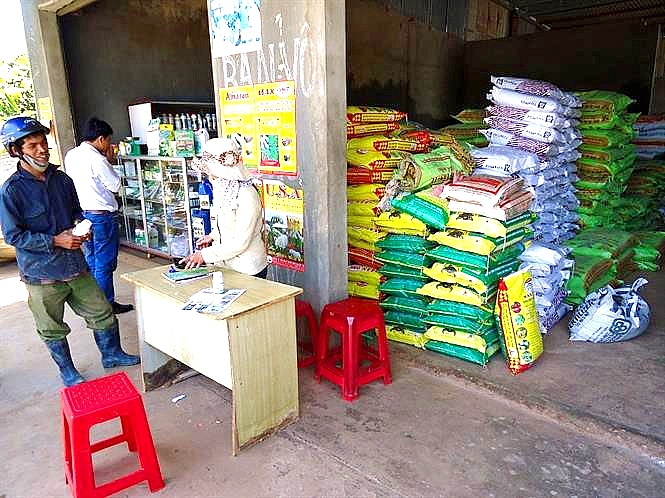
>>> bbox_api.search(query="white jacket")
[200,185,267,275]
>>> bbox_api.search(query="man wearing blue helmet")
[0,116,140,387]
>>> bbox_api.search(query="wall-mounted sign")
[263,180,304,272]
[209,0,263,58]
[220,81,297,176]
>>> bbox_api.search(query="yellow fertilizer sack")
[416,282,492,307]
[347,215,377,229]
[446,211,535,239]
[374,211,429,236]
[346,106,407,123]
[348,280,380,300]
[452,109,488,124]
[347,184,386,201]
[495,268,544,375]
[347,265,384,287]
[347,201,380,218]
[424,326,498,354]
[348,135,430,153]
[386,325,429,349]
[346,149,407,170]
[347,121,399,138]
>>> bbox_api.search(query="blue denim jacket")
[0,164,88,284]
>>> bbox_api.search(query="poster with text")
[209,0,262,58]
[219,86,258,172]
[254,81,297,176]
[263,180,304,272]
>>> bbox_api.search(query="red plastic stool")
[60,372,165,498]
[296,299,318,368]
[315,297,392,401]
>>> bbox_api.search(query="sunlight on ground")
[0,275,27,306]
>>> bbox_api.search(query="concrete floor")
[1,250,665,498]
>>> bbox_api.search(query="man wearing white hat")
[180,136,268,278]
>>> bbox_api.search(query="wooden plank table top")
[121,265,303,320]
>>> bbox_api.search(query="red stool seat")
[315,297,392,401]
[60,372,165,498]
[296,299,318,368]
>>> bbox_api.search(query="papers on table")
[181,288,246,314]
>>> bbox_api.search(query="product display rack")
[115,155,199,259]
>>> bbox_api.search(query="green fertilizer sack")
[376,234,436,254]
[577,90,635,116]
[379,277,425,298]
[386,325,430,349]
[566,255,617,305]
[579,144,636,164]
[380,295,430,314]
[580,128,635,148]
[565,228,636,260]
[390,192,450,231]
[425,338,501,366]
[426,300,494,323]
[428,227,532,257]
[384,310,427,333]
[375,250,431,270]
[379,263,429,281]
[394,145,473,192]
[423,313,495,332]
[423,260,519,295]
[426,243,525,273]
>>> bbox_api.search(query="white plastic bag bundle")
[569,278,651,343]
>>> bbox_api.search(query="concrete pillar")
[210,0,348,312]
[20,0,77,164]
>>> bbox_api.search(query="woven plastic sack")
[580,129,634,148]
[425,338,501,366]
[569,278,650,343]
[348,135,430,154]
[423,313,495,333]
[416,282,493,307]
[346,106,407,123]
[380,295,430,314]
[565,228,636,259]
[347,122,399,138]
[386,325,429,349]
[375,249,430,270]
[423,260,519,294]
[393,148,472,192]
[384,310,427,333]
[379,277,424,298]
[577,90,634,116]
[495,268,544,375]
[452,109,487,124]
[443,123,488,139]
[443,174,525,208]
[347,149,407,170]
[491,76,579,105]
[426,242,525,273]
[376,234,435,254]
[485,116,569,144]
[391,192,449,231]
[487,87,579,117]
[347,184,386,201]
[448,189,534,222]
[487,105,578,129]
[374,211,429,236]
[348,201,380,218]
[347,215,377,229]
[426,300,494,322]
[347,166,395,185]
[347,265,384,287]
[446,210,534,239]
[379,263,429,281]
[566,256,616,305]
[428,227,531,257]
[470,145,540,176]
[348,246,382,270]
[425,325,499,353]
[348,280,380,300]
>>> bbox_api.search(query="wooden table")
[121,266,302,455]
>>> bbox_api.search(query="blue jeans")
[82,211,120,303]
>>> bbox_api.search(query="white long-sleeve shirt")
[201,185,267,275]
[64,142,121,212]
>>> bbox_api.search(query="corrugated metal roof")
[511,0,665,28]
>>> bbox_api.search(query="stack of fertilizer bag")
[633,114,665,159]
[563,227,637,305]
[443,109,489,148]
[345,106,435,300]
[373,136,477,351]
[631,231,665,272]
[383,172,535,366]
[574,91,640,229]
[622,158,665,230]
[480,76,582,245]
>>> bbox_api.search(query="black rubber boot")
[94,324,140,368]
[44,339,85,387]
[112,301,134,314]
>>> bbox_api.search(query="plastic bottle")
[194,127,210,155]
[198,176,214,209]
[167,114,174,126]
[147,225,159,248]
[211,114,217,134]
[174,114,182,130]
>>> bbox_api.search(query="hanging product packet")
[569,278,650,343]
[495,268,544,375]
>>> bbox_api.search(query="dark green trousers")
[25,272,117,341]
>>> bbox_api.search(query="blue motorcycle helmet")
[1,116,50,157]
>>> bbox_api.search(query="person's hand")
[195,235,214,249]
[180,251,206,269]
[53,229,85,250]
[105,146,117,163]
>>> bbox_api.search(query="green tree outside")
[0,54,36,120]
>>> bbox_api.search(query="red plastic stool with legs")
[315,297,392,401]
[60,372,165,498]
[296,299,318,368]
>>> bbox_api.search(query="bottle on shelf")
[167,114,174,126]
[174,114,182,130]
[211,114,217,134]
[183,113,191,130]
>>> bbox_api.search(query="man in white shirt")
[65,118,134,314]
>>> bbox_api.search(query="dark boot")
[44,339,85,387]
[94,324,141,368]
[112,301,134,314]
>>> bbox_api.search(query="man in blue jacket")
[0,117,139,386]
